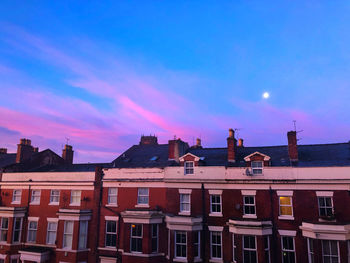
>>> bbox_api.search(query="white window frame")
[107,188,118,205]
[210,231,222,260]
[243,235,257,263]
[179,193,191,214]
[12,218,22,243]
[78,221,88,249]
[307,238,314,263]
[27,221,38,243]
[194,231,200,259]
[130,224,143,253]
[70,190,81,206]
[12,190,21,204]
[49,190,60,205]
[278,194,294,220]
[232,234,237,263]
[322,240,339,263]
[63,221,74,249]
[0,217,8,242]
[137,188,149,205]
[30,190,41,205]
[184,161,194,175]
[318,196,334,217]
[151,224,158,253]
[243,195,256,216]
[46,221,57,245]
[251,161,263,174]
[175,231,187,259]
[105,220,117,247]
[281,236,296,263]
[210,194,222,215]
[264,236,271,263]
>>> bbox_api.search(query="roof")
[112,142,350,168]
[23,162,113,172]
[0,153,16,168]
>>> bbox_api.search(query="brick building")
[0,130,350,263]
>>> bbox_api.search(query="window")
[0,259,4,263]
[137,188,149,205]
[105,221,117,247]
[307,238,314,263]
[281,236,295,263]
[27,221,37,243]
[210,231,222,259]
[318,197,333,217]
[30,190,41,204]
[251,161,263,174]
[12,218,22,243]
[279,196,293,216]
[180,194,190,213]
[243,196,256,215]
[243,235,257,263]
[10,257,19,263]
[194,231,200,259]
[151,224,158,253]
[108,188,117,205]
[78,221,88,249]
[232,234,237,262]
[175,231,187,258]
[50,190,60,204]
[210,195,222,214]
[184,161,194,175]
[46,222,57,245]
[70,190,81,205]
[264,236,271,263]
[0,218,8,242]
[130,224,142,253]
[63,221,74,249]
[12,190,21,203]
[322,240,339,262]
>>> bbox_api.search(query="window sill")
[135,204,150,208]
[49,202,59,206]
[194,258,202,262]
[174,258,188,263]
[319,218,336,223]
[210,259,223,263]
[209,213,223,217]
[278,215,294,220]
[29,202,40,205]
[106,204,118,207]
[11,201,21,205]
[178,211,191,216]
[69,203,81,206]
[243,214,257,219]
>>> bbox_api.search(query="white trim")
[104,216,119,221]
[277,191,293,196]
[179,189,192,194]
[316,191,333,197]
[278,230,296,236]
[244,151,271,161]
[241,190,256,196]
[47,218,59,223]
[243,214,257,219]
[300,222,350,240]
[228,220,273,236]
[209,213,223,217]
[209,189,223,195]
[179,153,200,162]
[278,215,295,221]
[208,226,224,232]
[27,217,39,221]
[135,204,150,208]
[0,254,6,259]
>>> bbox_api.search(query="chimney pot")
[238,138,244,147]
[140,135,158,145]
[196,138,201,147]
[227,128,236,163]
[0,148,7,154]
[229,128,235,138]
[287,131,298,163]
[16,138,34,163]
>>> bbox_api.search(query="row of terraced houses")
[0,129,350,263]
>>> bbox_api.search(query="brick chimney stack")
[238,138,244,147]
[287,131,298,163]
[140,135,158,145]
[168,139,189,162]
[16,138,34,163]
[62,144,74,164]
[227,128,236,163]
[0,148,7,154]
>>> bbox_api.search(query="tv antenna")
[292,120,303,141]
[65,137,70,145]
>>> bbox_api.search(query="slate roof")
[24,162,113,172]
[0,153,16,169]
[112,142,350,168]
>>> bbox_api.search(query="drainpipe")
[23,179,32,245]
[201,183,207,261]
[95,168,103,263]
[269,186,277,263]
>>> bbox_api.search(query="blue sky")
[0,1,349,162]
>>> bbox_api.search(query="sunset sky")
[1,1,350,162]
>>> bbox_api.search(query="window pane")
[280,197,291,205]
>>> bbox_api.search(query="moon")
[263,92,270,99]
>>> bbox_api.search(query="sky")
[0,1,350,163]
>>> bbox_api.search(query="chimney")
[287,131,298,163]
[33,147,39,153]
[140,135,158,145]
[238,138,244,147]
[0,148,7,154]
[227,128,236,163]
[62,144,74,164]
[16,138,34,163]
[168,139,189,162]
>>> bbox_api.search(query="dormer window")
[251,161,263,175]
[184,161,194,175]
